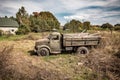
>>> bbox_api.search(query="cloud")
[80,6,104,10]
[63,0,120,24]
[64,15,89,21]
[106,6,120,11]
[0,0,119,25]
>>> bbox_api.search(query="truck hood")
[35,38,49,46]
[36,38,49,42]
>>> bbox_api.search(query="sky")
[0,0,120,25]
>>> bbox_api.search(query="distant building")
[0,18,19,34]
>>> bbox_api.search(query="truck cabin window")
[51,35,59,40]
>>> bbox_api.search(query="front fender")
[37,45,51,53]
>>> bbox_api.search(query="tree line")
[1,6,120,34]
[15,6,60,34]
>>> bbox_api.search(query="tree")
[16,6,31,34]
[33,12,39,18]
[101,23,113,29]
[101,23,113,33]
[5,16,8,18]
[16,25,30,35]
[39,11,60,30]
[9,16,16,21]
[114,24,120,26]
[64,19,82,32]
[30,16,40,32]
[30,11,60,32]
[114,24,120,31]
[83,21,90,30]
[16,6,29,26]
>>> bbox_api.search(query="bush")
[114,26,120,31]
[64,19,82,32]
[16,25,31,35]
[0,30,3,36]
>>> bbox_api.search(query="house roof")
[0,18,19,27]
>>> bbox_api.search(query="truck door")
[50,34,61,53]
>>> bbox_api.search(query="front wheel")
[37,48,49,56]
[77,47,89,54]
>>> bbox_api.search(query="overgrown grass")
[0,34,28,41]
[0,32,49,41]
[42,53,72,61]
[0,31,120,80]
[0,46,68,80]
[83,32,120,80]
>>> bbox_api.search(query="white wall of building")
[0,27,18,34]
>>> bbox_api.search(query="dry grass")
[0,33,69,80]
[0,31,120,80]
[83,31,120,80]
[0,46,69,80]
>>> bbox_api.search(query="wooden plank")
[63,37,100,46]
[72,41,85,46]
[86,41,99,45]
[64,37,99,41]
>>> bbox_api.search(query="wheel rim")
[40,50,47,56]
[80,50,87,54]
[77,47,89,55]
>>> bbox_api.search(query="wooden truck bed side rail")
[63,38,100,47]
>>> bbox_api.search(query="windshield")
[47,34,59,40]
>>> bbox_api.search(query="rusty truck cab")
[48,32,61,54]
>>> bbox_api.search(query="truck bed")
[63,33,101,46]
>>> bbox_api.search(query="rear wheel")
[37,48,49,56]
[77,47,89,54]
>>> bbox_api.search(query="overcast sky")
[0,0,120,25]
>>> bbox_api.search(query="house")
[0,18,19,34]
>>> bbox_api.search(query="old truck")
[34,32,101,56]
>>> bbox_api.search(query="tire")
[77,47,89,54]
[37,48,49,56]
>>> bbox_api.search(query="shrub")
[16,25,31,35]
[0,30,3,36]
[114,26,120,31]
